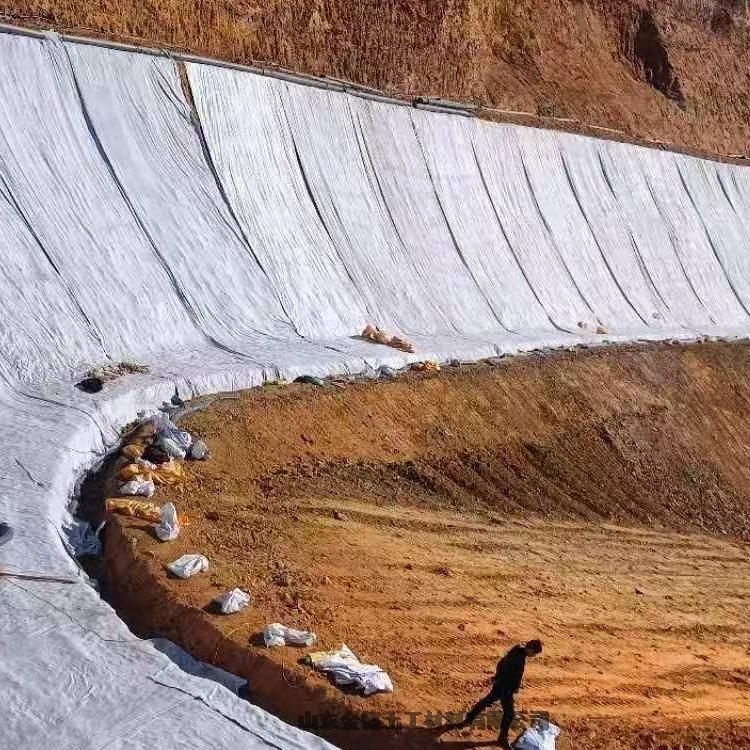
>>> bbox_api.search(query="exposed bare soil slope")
[105,342,750,750]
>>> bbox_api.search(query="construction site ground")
[104,341,750,750]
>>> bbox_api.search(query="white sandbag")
[152,412,193,451]
[119,478,156,498]
[62,515,103,557]
[306,644,393,696]
[155,502,180,542]
[168,554,209,579]
[263,623,317,648]
[157,436,187,460]
[214,588,251,614]
[189,439,209,460]
[514,719,561,750]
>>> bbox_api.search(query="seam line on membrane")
[276,88,371,326]
[177,61,303,340]
[409,113,509,334]
[640,162,714,323]
[674,160,750,323]
[347,102,454,332]
[60,40,242,358]
[518,144,598,322]
[470,138,565,335]
[559,150,648,327]
[595,149,671,316]
[0,169,110,359]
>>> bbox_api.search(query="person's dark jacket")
[493,645,528,694]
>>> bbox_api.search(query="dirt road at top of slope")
[104,342,750,750]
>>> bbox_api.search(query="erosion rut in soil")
[104,342,750,750]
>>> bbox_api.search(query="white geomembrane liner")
[411,112,552,337]
[0,27,747,750]
[279,84,453,337]
[186,63,369,340]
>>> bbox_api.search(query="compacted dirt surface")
[103,342,750,750]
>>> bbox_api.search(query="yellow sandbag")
[105,498,161,523]
[118,464,143,481]
[411,361,440,373]
[389,336,414,353]
[119,458,185,485]
[362,324,415,353]
[122,442,145,460]
[149,459,186,486]
[362,324,390,345]
[106,498,190,526]
[122,421,156,444]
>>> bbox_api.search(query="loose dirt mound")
[3,1,749,157]
[105,342,750,750]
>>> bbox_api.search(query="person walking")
[460,639,543,748]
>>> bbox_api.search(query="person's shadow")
[417,724,499,749]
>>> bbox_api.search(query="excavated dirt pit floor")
[102,342,750,750]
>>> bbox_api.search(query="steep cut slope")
[1,1,748,155]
